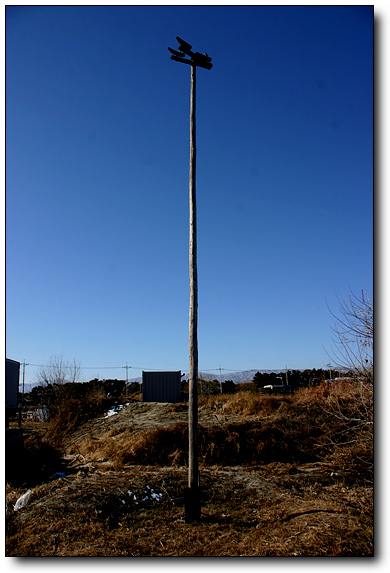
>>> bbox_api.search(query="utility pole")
[22,360,27,397]
[169,37,212,523]
[125,362,129,396]
[18,360,28,429]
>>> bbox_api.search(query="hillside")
[6,383,373,557]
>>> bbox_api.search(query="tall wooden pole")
[168,36,212,523]
[187,62,200,521]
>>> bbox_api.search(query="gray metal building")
[6,358,20,410]
[142,371,182,403]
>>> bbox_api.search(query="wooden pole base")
[184,486,201,523]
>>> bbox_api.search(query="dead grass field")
[5,383,373,557]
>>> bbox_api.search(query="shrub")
[45,388,114,448]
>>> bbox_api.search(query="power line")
[28,363,124,370]
[24,363,273,373]
[24,363,182,372]
[199,368,243,372]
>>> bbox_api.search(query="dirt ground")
[5,397,373,557]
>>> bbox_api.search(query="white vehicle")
[263,384,293,394]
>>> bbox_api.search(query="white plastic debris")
[104,404,126,418]
[52,472,66,479]
[126,487,162,506]
[104,409,118,418]
[141,486,163,503]
[14,489,32,512]
[127,490,138,504]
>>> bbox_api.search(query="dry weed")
[6,381,373,556]
[6,466,373,557]
[57,381,372,479]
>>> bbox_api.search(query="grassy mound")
[63,382,372,482]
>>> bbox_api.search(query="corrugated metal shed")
[6,358,20,409]
[142,371,182,403]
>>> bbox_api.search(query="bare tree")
[36,355,81,418]
[37,355,81,386]
[327,287,373,383]
[323,288,374,480]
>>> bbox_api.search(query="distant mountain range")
[197,370,285,384]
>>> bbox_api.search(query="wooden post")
[168,36,212,523]
[186,63,200,522]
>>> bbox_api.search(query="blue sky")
[6,5,373,385]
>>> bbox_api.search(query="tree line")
[251,368,332,390]
[24,367,354,408]
[182,368,339,395]
[24,378,141,410]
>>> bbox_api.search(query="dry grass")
[62,384,372,479]
[6,465,373,557]
[44,388,115,447]
[199,390,285,416]
[6,382,373,556]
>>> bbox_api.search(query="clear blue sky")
[6,5,373,385]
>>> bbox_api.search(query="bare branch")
[326,287,373,383]
[37,355,81,386]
